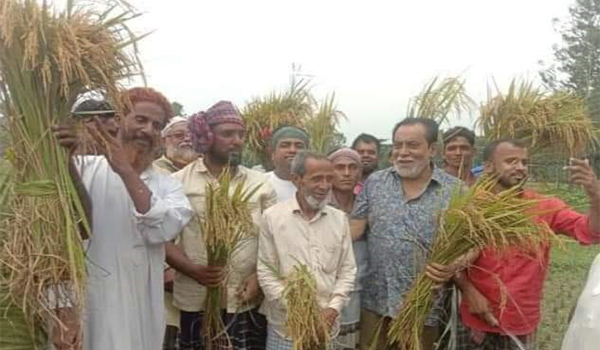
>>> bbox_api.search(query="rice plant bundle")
[406,76,475,126]
[0,0,142,347]
[201,169,261,350]
[283,264,331,350]
[304,93,346,154]
[478,80,597,156]
[242,76,314,165]
[386,177,554,350]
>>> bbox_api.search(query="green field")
[536,183,600,350]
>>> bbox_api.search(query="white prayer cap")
[161,116,188,137]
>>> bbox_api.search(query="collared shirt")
[257,197,357,337]
[153,155,181,175]
[265,171,297,203]
[76,156,193,350]
[172,158,276,313]
[351,166,460,325]
[562,253,600,350]
[462,189,600,335]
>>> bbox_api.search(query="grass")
[536,183,600,350]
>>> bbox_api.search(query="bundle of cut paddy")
[478,80,597,156]
[201,169,260,350]
[406,76,475,126]
[242,76,313,165]
[385,177,554,350]
[283,264,331,350]
[0,0,142,348]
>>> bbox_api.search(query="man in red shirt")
[429,139,600,350]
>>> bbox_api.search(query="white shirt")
[265,171,296,203]
[562,253,600,350]
[76,156,192,350]
[257,197,356,337]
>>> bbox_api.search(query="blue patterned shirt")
[351,166,460,325]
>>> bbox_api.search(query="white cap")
[161,116,188,137]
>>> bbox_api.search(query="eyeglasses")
[165,131,191,140]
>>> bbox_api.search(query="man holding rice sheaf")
[257,150,357,350]
[349,117,460,350]
[265,126,310,202]
[52,87,194,350]
[166,101,277,350]
[428,139,600,350]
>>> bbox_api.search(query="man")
[265,126,310,202]
[72,98,119,138]
[432,139,600,350]
[350,118,460,350]
[154,116,198,174]
[328,147,364,350]
[442,126,477,186]
[153,116,198,350]
[257,150,357,350]
[53,87,193,350]
[166,101,277,350]
[351,133,380,192]
[561,253,600,350]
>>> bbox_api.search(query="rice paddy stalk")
[201,168,261,350]
[283,264,331,350]
[407,76,475,127]
[478,79,598,157]
[386,176,556,350]
[0,0,143,347]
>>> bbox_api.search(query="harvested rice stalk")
[201,168,261,350]
[478,80,597,157]
[386,176,555,350]
[406,76,475,126]
[283,264,331,350]
[0,0,142,347]
[242,76,313,167]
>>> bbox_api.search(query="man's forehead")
[495,143,528,158]
[213,123,245,132]
[446,136,471,146]
[332,157,359,166]
[394,124,427,142]
[355,141,377,149]
[278,137,306,145]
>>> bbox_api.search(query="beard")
[305,194,328,210]
[168,146,198,165]
[393,159,429,179]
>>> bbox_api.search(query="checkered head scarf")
[189,101,244,153]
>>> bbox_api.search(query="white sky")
[124,0,573,143]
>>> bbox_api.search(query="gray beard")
[305,193,328,210]
[394,161,429,179]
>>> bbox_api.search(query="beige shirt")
[172,158,277,313]
[257,198,357,337]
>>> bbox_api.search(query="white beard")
[394,160,429,179]
[305,194,328,210]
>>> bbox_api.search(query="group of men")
[49,86,600,350]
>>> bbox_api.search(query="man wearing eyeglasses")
[154,116,199,174]
[154,116,199,350]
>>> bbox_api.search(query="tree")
[171,101,184,116]
[539,0,600,121]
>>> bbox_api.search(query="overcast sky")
[123,0,574,142]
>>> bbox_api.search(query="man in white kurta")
[54,87,193,350]
[78,156,192,350]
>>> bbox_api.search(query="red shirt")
[460,189,600,335]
